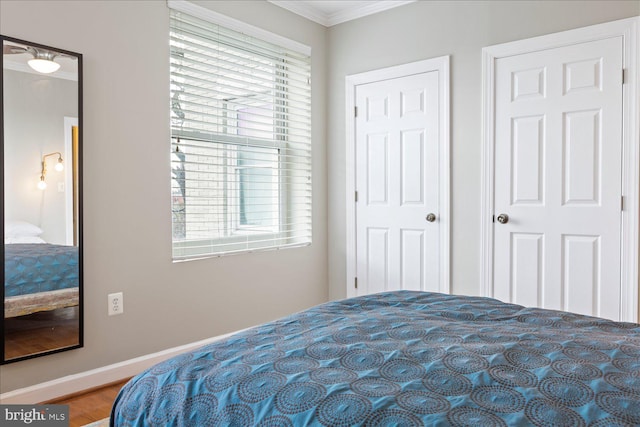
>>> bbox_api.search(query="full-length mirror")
[1,35,82,363]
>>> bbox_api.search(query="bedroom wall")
[326,0,640,301]
[0,0,327,393]
[4,70,76,244]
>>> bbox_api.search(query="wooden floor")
[44,379,129,427]
[4,306,80,360]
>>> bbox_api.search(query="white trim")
[480,48,496,303]
[345,56,451,299]
[268,1,416,27]
[481,17,639,322]
[268,0,329,26]
[325,0,415,27]
[621,18,639,324]
[0,329,246,404]
[167,0,311,56]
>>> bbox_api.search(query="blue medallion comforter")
[111,291,640,426]
[5,243,79,297]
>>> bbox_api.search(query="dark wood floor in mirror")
[4,306,79,360]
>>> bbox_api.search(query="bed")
[110,291,640,426]
[4,243,79,318]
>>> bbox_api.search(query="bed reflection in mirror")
[2,35,82,363]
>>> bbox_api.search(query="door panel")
[563,235,600,316]
[401,229,424,291]
[356,71,440,295]
[511,115,545,205]
[509,233,544,308]
[493,37,623,320]
[563,110,600,205]
[367,228,389,294]
[401,130,425,204]
[366,133,389,204]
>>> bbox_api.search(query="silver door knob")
[426,213,437,222]
[497,214,509,224]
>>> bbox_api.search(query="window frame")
[223,100,284,236]
[170,133,289,256]
[168,2,312,261]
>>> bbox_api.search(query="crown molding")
[268,1,416,27]
[269,1,329,26]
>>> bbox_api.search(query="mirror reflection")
[2,36,82,363]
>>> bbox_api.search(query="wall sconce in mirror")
[38,152,64,190]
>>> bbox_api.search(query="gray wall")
[4,70,77,244]
[326,0,640,301]
[0,0,327,393]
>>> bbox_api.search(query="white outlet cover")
[108,292,124,316]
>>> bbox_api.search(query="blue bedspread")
[4,243,79,297]
[111,291,640,426]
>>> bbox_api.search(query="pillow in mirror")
[5,236,47,244]
[5,220,43,238]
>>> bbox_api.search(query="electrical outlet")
[108,292,124,316]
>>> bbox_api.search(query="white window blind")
[169,8,312,260]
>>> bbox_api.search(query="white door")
[493,37,623,320]
[354,70,444,296]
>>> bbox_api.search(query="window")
[169,6,312,260]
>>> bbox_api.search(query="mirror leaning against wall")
[1,35,82,364]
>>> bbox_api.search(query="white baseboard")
[0,329,245,404]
